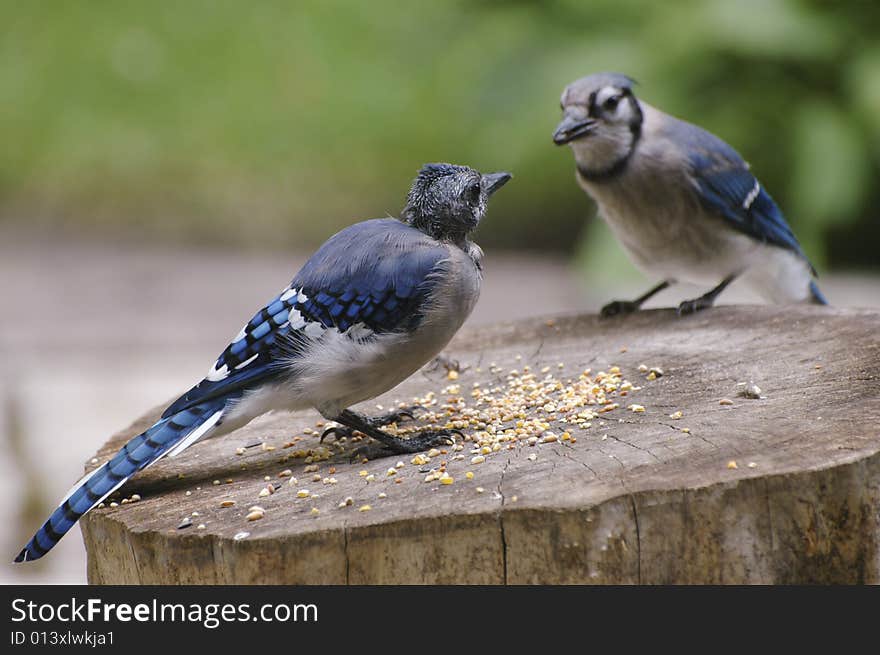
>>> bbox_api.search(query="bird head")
[401,163,511,240]
[553,72,644,180]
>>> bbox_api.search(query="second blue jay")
[15,163,511,563]
[553,72,827,316]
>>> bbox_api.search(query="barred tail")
[809,280,828,305]
[14,400,226,563]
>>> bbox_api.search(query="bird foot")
[676,297,713,316]
[320,407,419,442]
[350,429,461,461]
[600,300,640,318]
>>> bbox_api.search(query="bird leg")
[327,408,461,459]
[601,280,671,317]
[321,406,419,442]
[677,275,736,315]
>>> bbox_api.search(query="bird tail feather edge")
[14,401,225,563]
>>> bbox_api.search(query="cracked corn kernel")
[246,510,264,521]
[378,492,387,499]
[296,489,311,498]
[638,364,648,373]
[220,500,235,508]
[527,453,537,461]
[646,371,657,381]
[471,455,486,465]
[258,488,271,498]
[541,433,558,443]
[358,505,372,512]
[447,369,459,380]
[628,404,646,413]
[465,471,474,480]
[386,468,397,477]
[669,411,683,420]
[427,448,441,458]
[439,473,454,485]
[719,398,734,406]
[278,469,293,478]
[310,508,320,516]
[681,428,691,433]
[727,460,738,469]
[359,470,368,477]
[748,462,758,468]
[365,474,375,482]
[476,487,485,493]
[411,454,429,466]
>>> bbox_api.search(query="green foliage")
[0,0,877,269]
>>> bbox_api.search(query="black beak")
[553,115,597,145]
[483,171,512,196]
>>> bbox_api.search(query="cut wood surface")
[81,306,880,584]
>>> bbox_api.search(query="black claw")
[600,300,639,318]
[320,425,351,443]
[677,298,710,316]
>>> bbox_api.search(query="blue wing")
[678,121,813,272]
[164,219,446,417]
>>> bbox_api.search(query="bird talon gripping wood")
[15,163,510,563]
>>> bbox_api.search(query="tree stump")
[81,306,880,584]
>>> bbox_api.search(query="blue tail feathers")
[809,280,828,305]
[14,400,226,563]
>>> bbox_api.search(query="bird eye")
[466,181,481,204]
[603,95,620,112]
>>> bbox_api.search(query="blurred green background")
[1,0,878,274]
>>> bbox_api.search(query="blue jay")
[15,163,511,562]
[553,72,827,315]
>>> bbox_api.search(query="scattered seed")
[220,500,235,508]
[727,460,738,469]
[628,404,646,413]
[233,531,250,541]
[197,524,206,530]
[296,489,310,498]
[378,492,387,499]
[212,480,220,486]
[310,508,320,516]
[359,505,372,512]
[386,468,397,477]
[278,469,293,478]
[669,411,683,420]
[465,471,474,480]
[109,502,118,508]
[439,473,454,485]
[471,455,486,465]
[246,509,264,521]
[719,398,734,406]
[365,474,375,483]
[748,462,758,469]
[739,384,762,399]
[528,453,537,461]
[476,487,485,493]
[258,487,271,498]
